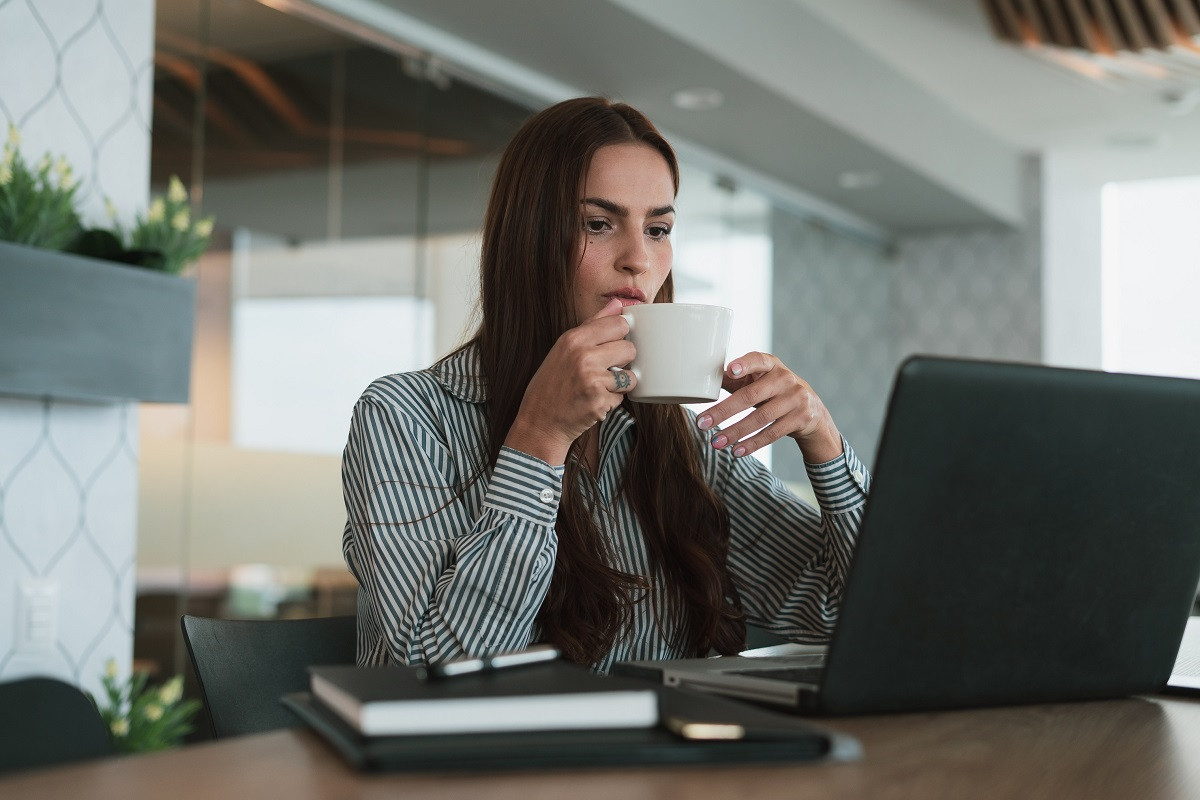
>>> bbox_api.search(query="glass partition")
[137,0,776,709]
[137,0,532,693]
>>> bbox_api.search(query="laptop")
[1166,616,1200,694]
[615,356,1200,715]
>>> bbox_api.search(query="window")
[1101,175,1200,380]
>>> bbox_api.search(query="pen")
[419,643,561,680]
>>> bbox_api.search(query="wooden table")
[6,695,1200,799]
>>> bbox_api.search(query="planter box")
[0,241,196,403]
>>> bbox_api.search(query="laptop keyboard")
[729,665,825,684]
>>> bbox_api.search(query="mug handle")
[619,313,640,383]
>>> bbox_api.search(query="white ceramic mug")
[620,303,733,404]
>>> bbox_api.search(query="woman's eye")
[585,219,611,234]
[647,224,672,240]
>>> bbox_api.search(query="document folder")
[283,685,859,772]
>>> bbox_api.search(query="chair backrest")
[0,676,115,774]
[181,614,357,738]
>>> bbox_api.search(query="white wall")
[1042,153,1105,370]
[0,0,155,695]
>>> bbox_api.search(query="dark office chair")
[181,614,357,738]
[0,676,115,774]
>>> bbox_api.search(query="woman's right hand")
[504,298,638,465]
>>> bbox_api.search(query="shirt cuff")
[805,436,871,514]
[481,446,566,525]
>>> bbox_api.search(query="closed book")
[308,661,658,736]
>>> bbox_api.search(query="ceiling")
[295,0,1200,238]
[799,0,1200,150]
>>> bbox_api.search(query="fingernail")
[697,415,712,431]
[711,434,728,449]
[733,446,747,458]
[730,363,743,377]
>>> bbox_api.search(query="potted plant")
[91,659,202,754]
[0,125,210,404]
[0,125,82,249]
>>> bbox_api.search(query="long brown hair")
[470,97,745,664]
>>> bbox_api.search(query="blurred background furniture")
[180,614,357,738]
[0,677,115,775]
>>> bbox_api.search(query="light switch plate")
[16,578,58,654]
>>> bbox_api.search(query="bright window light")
[1101,175,1200,380]
[232,296,434,454]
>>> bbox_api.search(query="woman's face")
[573,143,676,324]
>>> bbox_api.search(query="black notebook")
[283,684,859,772]
[309,661,657,736]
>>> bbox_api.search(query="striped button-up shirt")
[341,344,871,673]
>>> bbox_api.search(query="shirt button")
[851,467,866,486]
[539,488,555,504]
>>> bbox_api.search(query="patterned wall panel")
[0,399,140,688]
[893,160,1043,365]
[893,227,1041,363]
[771,214,894,485]
[771,161,1042,486]
[0,0,154,696]
[0,0,154,224]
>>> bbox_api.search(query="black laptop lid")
[819,356,1200,715]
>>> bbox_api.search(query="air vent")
[981,0,1200,87]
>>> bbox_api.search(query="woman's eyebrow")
[582,197,676,218]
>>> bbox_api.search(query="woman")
[341,97,871,673]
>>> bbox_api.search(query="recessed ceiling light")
[671,88,724,111]
[837,170,882,190]
[1105,133,1165,150]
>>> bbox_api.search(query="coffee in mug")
[620,303,732,404]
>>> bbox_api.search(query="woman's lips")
[605,290,646,307]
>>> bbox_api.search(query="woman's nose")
[617,231,650,274]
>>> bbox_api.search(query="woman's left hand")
[695,352,844,464]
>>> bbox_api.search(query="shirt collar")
[601,403,635,450]
[431,343,488,403]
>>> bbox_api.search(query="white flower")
[6,124,19,148]
[171,209,189,232]
[144,703,163,722]
[147,197,165,223]
[104,198,119,221]
[0,162,11,187]
[158,676,183,705]
[53,158,73,189]
[36,155,51,175]
[167,175,187,204]
[105,659,119,680]
[111,718,129,737]
[194,217,214,237]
